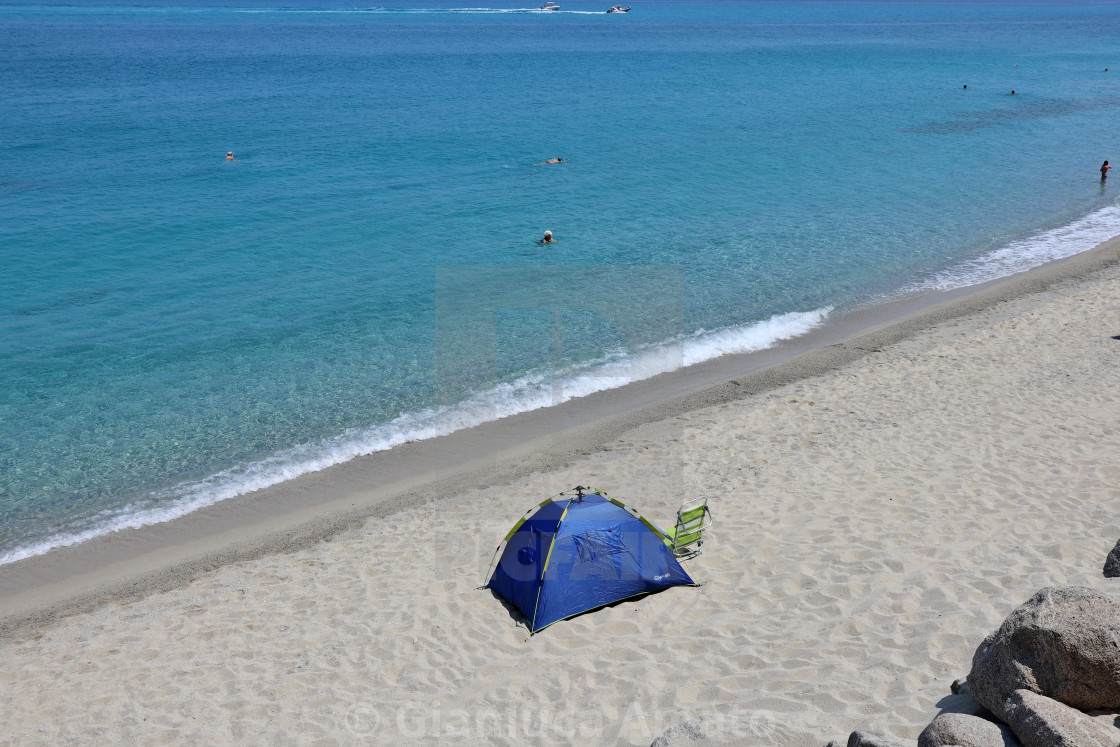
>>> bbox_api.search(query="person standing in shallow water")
[1102,161,1111,180]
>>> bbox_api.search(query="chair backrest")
[670,496,713,557]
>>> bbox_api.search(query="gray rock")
[967,585,1120,720]
[917,713,1020,747]
[936,690,997,721]
[1105,538,1120,578]
[937,676,998,721]
[1003,689,1120,747]
[847,731,910,747]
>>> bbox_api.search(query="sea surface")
[3,0,1120,564]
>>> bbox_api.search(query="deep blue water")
[3,0,1120,562]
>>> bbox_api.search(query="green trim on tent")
[539,501,571,576]
[529,497,573,632]
[639,515,670,542]
[597,490,671,543]
[500,496,564,542]
[502,516,528,543]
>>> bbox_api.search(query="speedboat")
[607,4,630,11]
[540,1,560,9]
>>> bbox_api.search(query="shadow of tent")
[488,589,530,627]
[487,587,663,632]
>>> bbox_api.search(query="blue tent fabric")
[488,493,696,633]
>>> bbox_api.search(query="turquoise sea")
[3,0,1120,563]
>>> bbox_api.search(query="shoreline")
[1,232,1119,744]
[2,235,1120,636]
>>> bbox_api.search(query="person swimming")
[535,157,566,165]
[538,230,556,245]
[1102,160,1111,180]
[226,152,235,160]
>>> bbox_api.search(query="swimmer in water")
[538,230,556,245]
[1102,160,1111,180]
[226,152,235,160]
[535,157,566,165]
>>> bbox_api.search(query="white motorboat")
[540,2,560,9]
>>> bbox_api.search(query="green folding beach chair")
[663,496,713,559]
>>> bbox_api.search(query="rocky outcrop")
[836,584,1120,747]
[1002,689,1120,747]
[1104,539,1120,578]
[917,713,1019,747]
[967,585,1120,720]
[846,731,911,747]
[936,679,996,721]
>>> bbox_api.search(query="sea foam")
[0,307,830,565]
[904,203,1120,294]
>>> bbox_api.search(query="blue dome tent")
[485,487,697,634]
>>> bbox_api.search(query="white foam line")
[0,307,831,565]
[903,203,1120,293]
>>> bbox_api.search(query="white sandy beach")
[2,245,1120,745]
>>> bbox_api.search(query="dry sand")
[2,243,1120,745]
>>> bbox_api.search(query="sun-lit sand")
[2,244,1119,745]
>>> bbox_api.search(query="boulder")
[847,731,910,747]
[967,585,1120,720]
[935,691,997,721]
[1003,689,1120,747]
[1104,539,1120,578]
[917,713,1020,747]
[935,677,998,721]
